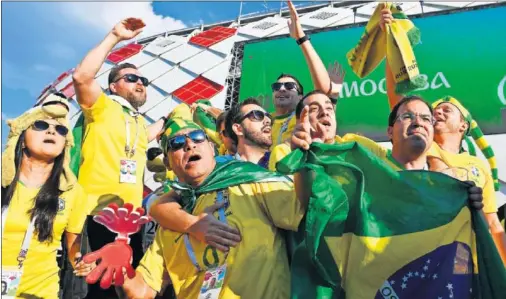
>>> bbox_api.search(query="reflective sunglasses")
[236,110,273,123]
[166,130,207,152]
[271,82,299,92]
[31,120,69,136]
[395,112,435,125]
[114,74,149,87]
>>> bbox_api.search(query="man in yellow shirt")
[430,97,506,263]
[120,118,305,298]
[72,18,166,298]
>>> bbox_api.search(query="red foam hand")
[93,203,151,240]
[83,239,135,289]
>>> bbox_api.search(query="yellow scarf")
[347,2,426,93]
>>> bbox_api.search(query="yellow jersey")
[271,112,297,149]
[137,180,303,298]
[1,182,88,299]
[78,92,148,215]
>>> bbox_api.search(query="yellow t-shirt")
[269,143,292,172]
[78,92,148,215]
[427,143,497,214]
[1,182,88,299]
[137,180,303,298]
[271,112,297,149]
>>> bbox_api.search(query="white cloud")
[45,42,76,60]
[2,61,41,97]
[59,2,186,41]
[33,64,57,74]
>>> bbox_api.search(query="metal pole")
[238,1,244,24]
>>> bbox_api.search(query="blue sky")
[1,1,315,146]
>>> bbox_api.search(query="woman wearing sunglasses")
[1,94,93,299]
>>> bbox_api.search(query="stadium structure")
[34,0,506,208]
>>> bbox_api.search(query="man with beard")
[121,119,304,298]
[225,98,273,168]
[72,18,166,298]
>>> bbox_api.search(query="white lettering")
[360,79,377,96]
[431,72,451,89]
[378,78,387,94]
[498,75,506,105]
[342,81,359,98]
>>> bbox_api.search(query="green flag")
[277,142,506,299]
[168,159,289,214]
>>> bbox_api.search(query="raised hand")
[328,61,346,86]
[111,18,145,41]
[83,239,135,288]
[291,106,312,150]
[93,203,151,241]
[379,4,393,32]
[287,1,305,40]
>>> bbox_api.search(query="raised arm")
[72,18,145,109]
[149,190,241,252]
[287,0,344,97]
[380,5,403,109]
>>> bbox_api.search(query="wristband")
[296,35,310,45]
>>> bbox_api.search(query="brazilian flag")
[277,142,506,299]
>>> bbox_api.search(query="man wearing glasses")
[225,98,273,168]
[270,74,305,148]
[121,118,304,298]
[72,18,166,299]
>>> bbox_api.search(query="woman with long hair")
[1,93,93,299]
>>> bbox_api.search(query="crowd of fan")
[2,2,505,299]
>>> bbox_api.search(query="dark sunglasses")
[166,130,207,152]
[237,110,273,123]
[32,120,69,136]
[114,74,149,87]
[271,82,299,92]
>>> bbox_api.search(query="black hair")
[225,97,262,144]
[388,95,433,127]
[1,131,65,243]
[147,147,163,161]
[277,73,304,95]
[295,90,337,119]
[108,63,138,86]
[216,111,228,133]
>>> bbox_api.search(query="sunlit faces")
[272,77,301,112]
[109,68,147,109]
[24,118,67,160]
[234,104,273,149]
[303,93,337,143]
[388,100,434,154]
[433,102,468,135]
[166,129,216,186]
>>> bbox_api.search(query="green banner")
[239,5,506,140]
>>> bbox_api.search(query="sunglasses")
[166,130,207,152]
[31,120,69,136]
[236,110,273,124]
[271,82,299,92]
[114,74,149,87]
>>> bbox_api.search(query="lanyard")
[124,111,140,157]
[109,95,141,158]
[184,190,228,272]
[1,206,37,269]
[277,112,295,145]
